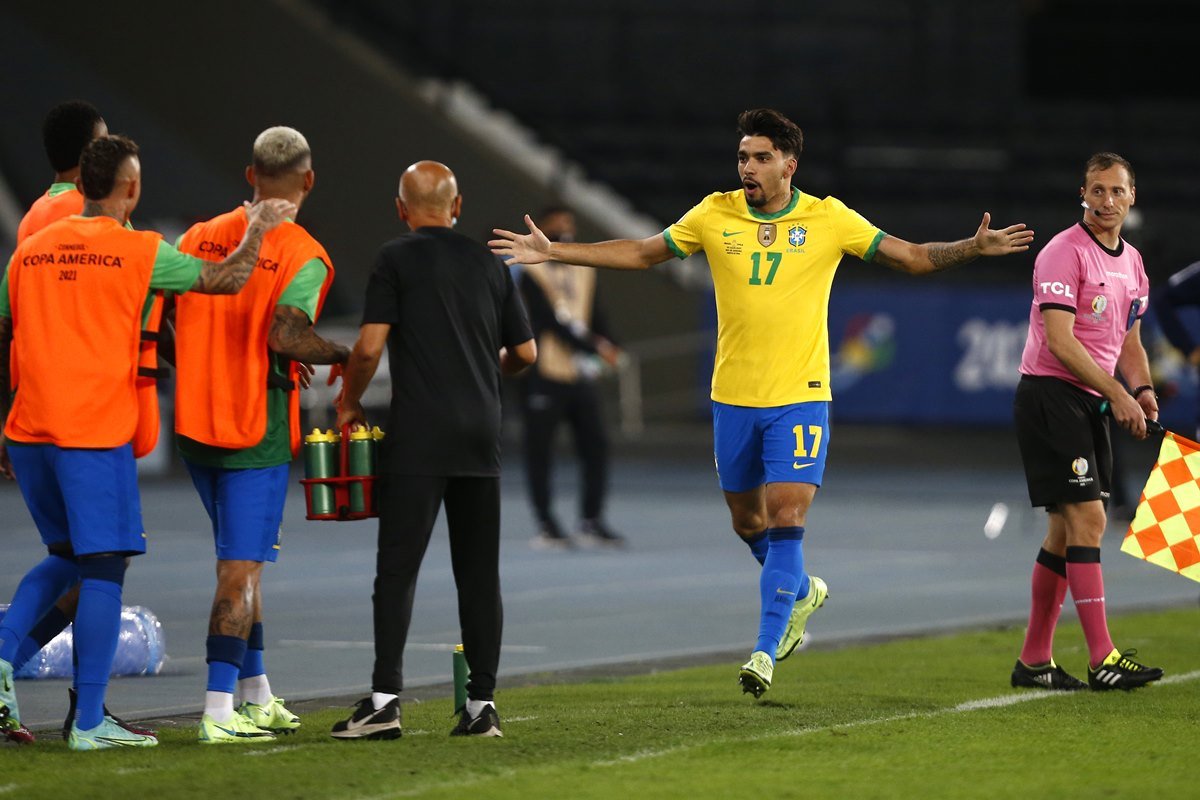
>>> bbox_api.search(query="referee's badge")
[757,223,777,247]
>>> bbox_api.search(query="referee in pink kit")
[1010,152,1163,692]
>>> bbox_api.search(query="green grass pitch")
[3,606,1197,799]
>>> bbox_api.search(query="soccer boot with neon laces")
[776,576,829,661]
[738,650,774,698]
[237,696,301,733]
[450,702,503,737]
[0,659,22,740]
[1010,659,1087,691]
[197,711,277,744]
[62,687,157,740]
[68,718,158,751]
[1088,649,1164,691]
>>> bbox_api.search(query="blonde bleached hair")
[252,126,311,177]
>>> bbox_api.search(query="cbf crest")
[787,224,807,248]
[757,223,776,247]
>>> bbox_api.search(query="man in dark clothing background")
[518,206,624,549]
[329,160,535,741]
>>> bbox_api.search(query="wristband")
[1132,384,1155,399]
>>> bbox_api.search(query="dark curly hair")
[42,100,104,173]
[737,109,804,158]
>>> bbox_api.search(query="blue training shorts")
[8,442,146,557]
[712,400,831,493]
[184,461,289,563]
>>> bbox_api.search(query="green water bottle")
[348,427,376,513]
[453,644,468,711]
[303,428,339,516]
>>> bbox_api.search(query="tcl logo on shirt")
[1038,281,1075,299]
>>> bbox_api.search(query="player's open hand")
[974,212,1034,256]
[490,215,552,265]
[244,198,297,233]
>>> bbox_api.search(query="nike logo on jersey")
[722,230,744,237]
[793,462,814,470]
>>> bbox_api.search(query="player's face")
[737,135,795,208]
[1081,164,1135,232]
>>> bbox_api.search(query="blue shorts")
[712,401,831,493]
[8,443,146,557]
[184,461,289,563]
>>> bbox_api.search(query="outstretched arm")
[490,214,673,270]
[871,212,1034,275]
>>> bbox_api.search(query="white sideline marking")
[0,785,18,795]
[591,669,1200,767]
[333,669,1200,797]
[243,744,313,757]
[505,716,537,723]
[277,640,546,653]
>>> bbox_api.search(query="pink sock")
[1019,555,1067,665]
[1066,547,1115,667]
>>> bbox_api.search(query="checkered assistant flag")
[1122,430,1200,582]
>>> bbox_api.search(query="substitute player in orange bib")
[0,134,294,749]
[173,126,349,744]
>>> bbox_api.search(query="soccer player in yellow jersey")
[492,108,1034,697]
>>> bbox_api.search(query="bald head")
[399,161,459,211]
[395,161,461,230]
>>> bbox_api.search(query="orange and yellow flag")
[1122,431,1200,583]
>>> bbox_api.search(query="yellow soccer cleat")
[776,576,829,661]
[738,650,774,698]
[238,696,301,733]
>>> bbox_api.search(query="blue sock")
[206,635,248,694]
[754,527,807,657]
[743,530,769,566]
[239,622,265,679]
[12,605,73,672]
[0,555,80,663]
[73,577,124,730]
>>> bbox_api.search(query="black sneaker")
[1088,649,1164,691]
[450,702,503,737]
[530,518,572,551]
[1010,659,1087,691]
[576,518,625,548]
[61,687,157,741]
[330,697,402,740]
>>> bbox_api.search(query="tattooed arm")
[871,212,1034,275]
[0,315,13,479]
[189,198,296,294]
[267,305,350,364]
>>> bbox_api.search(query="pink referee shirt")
[1018,222,1149,396]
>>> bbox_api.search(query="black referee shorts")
[1013,375,1112,509]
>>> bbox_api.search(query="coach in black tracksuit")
[330,161,534,741]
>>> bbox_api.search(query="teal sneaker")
[68,718,158,750]
[0,658,20,736]
[775,576,829,661]
[198,711,276,744]
[738,650,774,698]
[237,696,301,733]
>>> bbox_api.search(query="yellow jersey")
[664,188,884,407]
